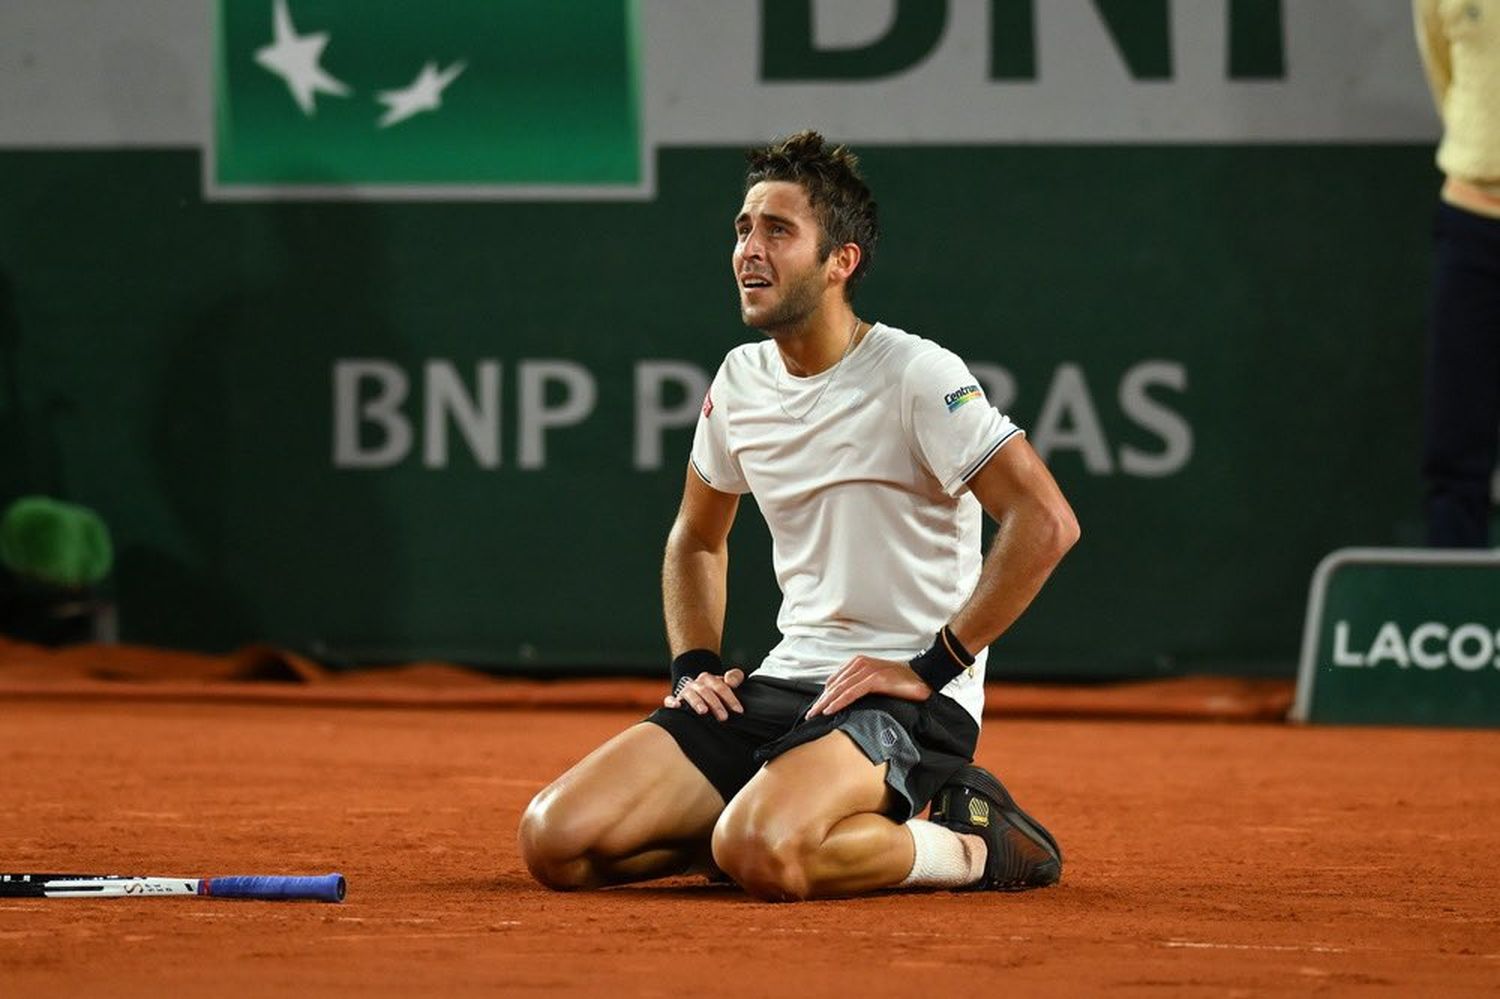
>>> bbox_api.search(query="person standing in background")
[1416,0,1500,547]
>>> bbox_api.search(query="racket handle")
[202,873,346,902]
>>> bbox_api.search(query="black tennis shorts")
[645,675,980,820]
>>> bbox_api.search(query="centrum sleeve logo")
[944,384,983,412]
[212,0,644,200]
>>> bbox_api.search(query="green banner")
[1294,550,1500,727]
[212,0,642,194]
[0,145,1435,676]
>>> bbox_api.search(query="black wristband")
[908,626,975,692]
[670,648,723,693]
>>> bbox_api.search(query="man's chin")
[739,306,774,334]
[740,306,794,337]
[746,320,793,339]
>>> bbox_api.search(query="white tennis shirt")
[689,322,1023,724]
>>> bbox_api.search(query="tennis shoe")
[928,764,1062,891]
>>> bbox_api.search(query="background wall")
[0,1,1444,676]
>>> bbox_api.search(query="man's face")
[732,181,830,333]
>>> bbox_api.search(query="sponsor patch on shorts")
[944,384,982,412]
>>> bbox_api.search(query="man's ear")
[827,242,862,286]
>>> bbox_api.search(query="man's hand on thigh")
[665,667,746,721]
[805,656,931,718]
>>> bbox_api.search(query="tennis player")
[520,131,1078,901]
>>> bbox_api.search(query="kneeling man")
[519,131,1079,901]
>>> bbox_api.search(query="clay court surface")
[2,670,1498,999]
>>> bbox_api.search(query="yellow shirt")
[1416,0,1500,218]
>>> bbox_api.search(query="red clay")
[1,699,1498,997]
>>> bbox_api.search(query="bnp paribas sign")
[210,0,644,199]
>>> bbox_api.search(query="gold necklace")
[776,317,861,423]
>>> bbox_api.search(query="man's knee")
[518,784,611,891]
[711,810,819,902]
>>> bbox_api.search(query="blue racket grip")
[202,873,346,902]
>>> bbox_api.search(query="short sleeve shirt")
[688,322,1022,724]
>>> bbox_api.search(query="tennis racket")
[0,872,345,901]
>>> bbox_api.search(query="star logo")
[377,61,467,129]
[212,0,644,198]
[254,0,351,116]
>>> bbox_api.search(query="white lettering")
[1334,620,1500,670]
[424,361,500,469]
[518,360,597,470]
[1409,622,1449,670]
[1332,621,1365,668]
[1367,622,1410,669]
[1031,363,1113,473]
[329,356,1197,478]
[634,361,709,470]
[1448,624,1493,672]
[1118,360,1193,477]
[333,360,411,469]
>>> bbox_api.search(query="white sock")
[898,819,987,888]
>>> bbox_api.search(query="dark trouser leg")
[1423,202,1500,547]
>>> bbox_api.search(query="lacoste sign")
[1292,550,1500,728]
[1330,621,1500,671]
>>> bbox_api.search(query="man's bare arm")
[948,435,1080,654]
[805,437,1077,717]
[663,466,739,654]
[662,467,745,719]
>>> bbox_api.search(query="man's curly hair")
[744,130,879,295]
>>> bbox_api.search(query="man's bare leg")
[519,723,725,889]
[710,731,919,901]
